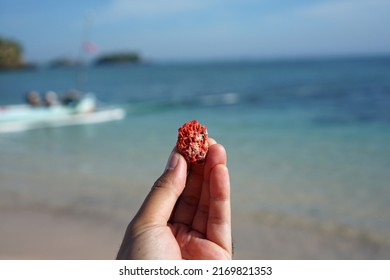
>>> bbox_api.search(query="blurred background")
[1,0,390,259]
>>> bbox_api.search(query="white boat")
[0,93,126,133]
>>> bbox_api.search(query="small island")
[49,58,82,68]
[0,36,35,70]
[94,52,141,65]
[1,35,144,70]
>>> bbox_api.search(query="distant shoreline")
[1,53,389,72]
[0,63,37,72]
[94,52,142,66]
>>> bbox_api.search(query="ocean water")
[1,56,390,245]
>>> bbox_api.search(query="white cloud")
[93,0,209,24]
[254,0,390,56]
[262,0,390,26]
[90,0,390,59]
[298,0,390,26]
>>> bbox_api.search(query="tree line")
[0,36,24,69]
[0,36,143,70]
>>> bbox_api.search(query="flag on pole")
[83,42,97,53]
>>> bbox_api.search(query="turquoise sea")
[1,56,390,251]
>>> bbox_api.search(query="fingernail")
[165,151,180,171]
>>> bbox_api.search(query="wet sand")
[0,207,122,259]
[1,206,390,260]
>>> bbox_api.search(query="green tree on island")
[0,36,24,69]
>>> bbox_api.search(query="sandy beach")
[2,204,390,260]
[0,207,121,260]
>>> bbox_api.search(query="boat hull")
[0,105,126,133]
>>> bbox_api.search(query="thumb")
[134,150,187,226]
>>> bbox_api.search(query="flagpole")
[77,17,97,92]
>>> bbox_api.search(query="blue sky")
[1,0,390,63]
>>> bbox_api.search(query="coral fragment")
[176,120,208,164]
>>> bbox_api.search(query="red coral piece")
[176,120,209,164]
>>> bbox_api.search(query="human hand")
[117,139,232,259]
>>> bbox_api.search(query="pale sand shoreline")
[0,207,123,260]
[1,206,390,260]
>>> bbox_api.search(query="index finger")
[170,138,217,225]
[207,163,232,256]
